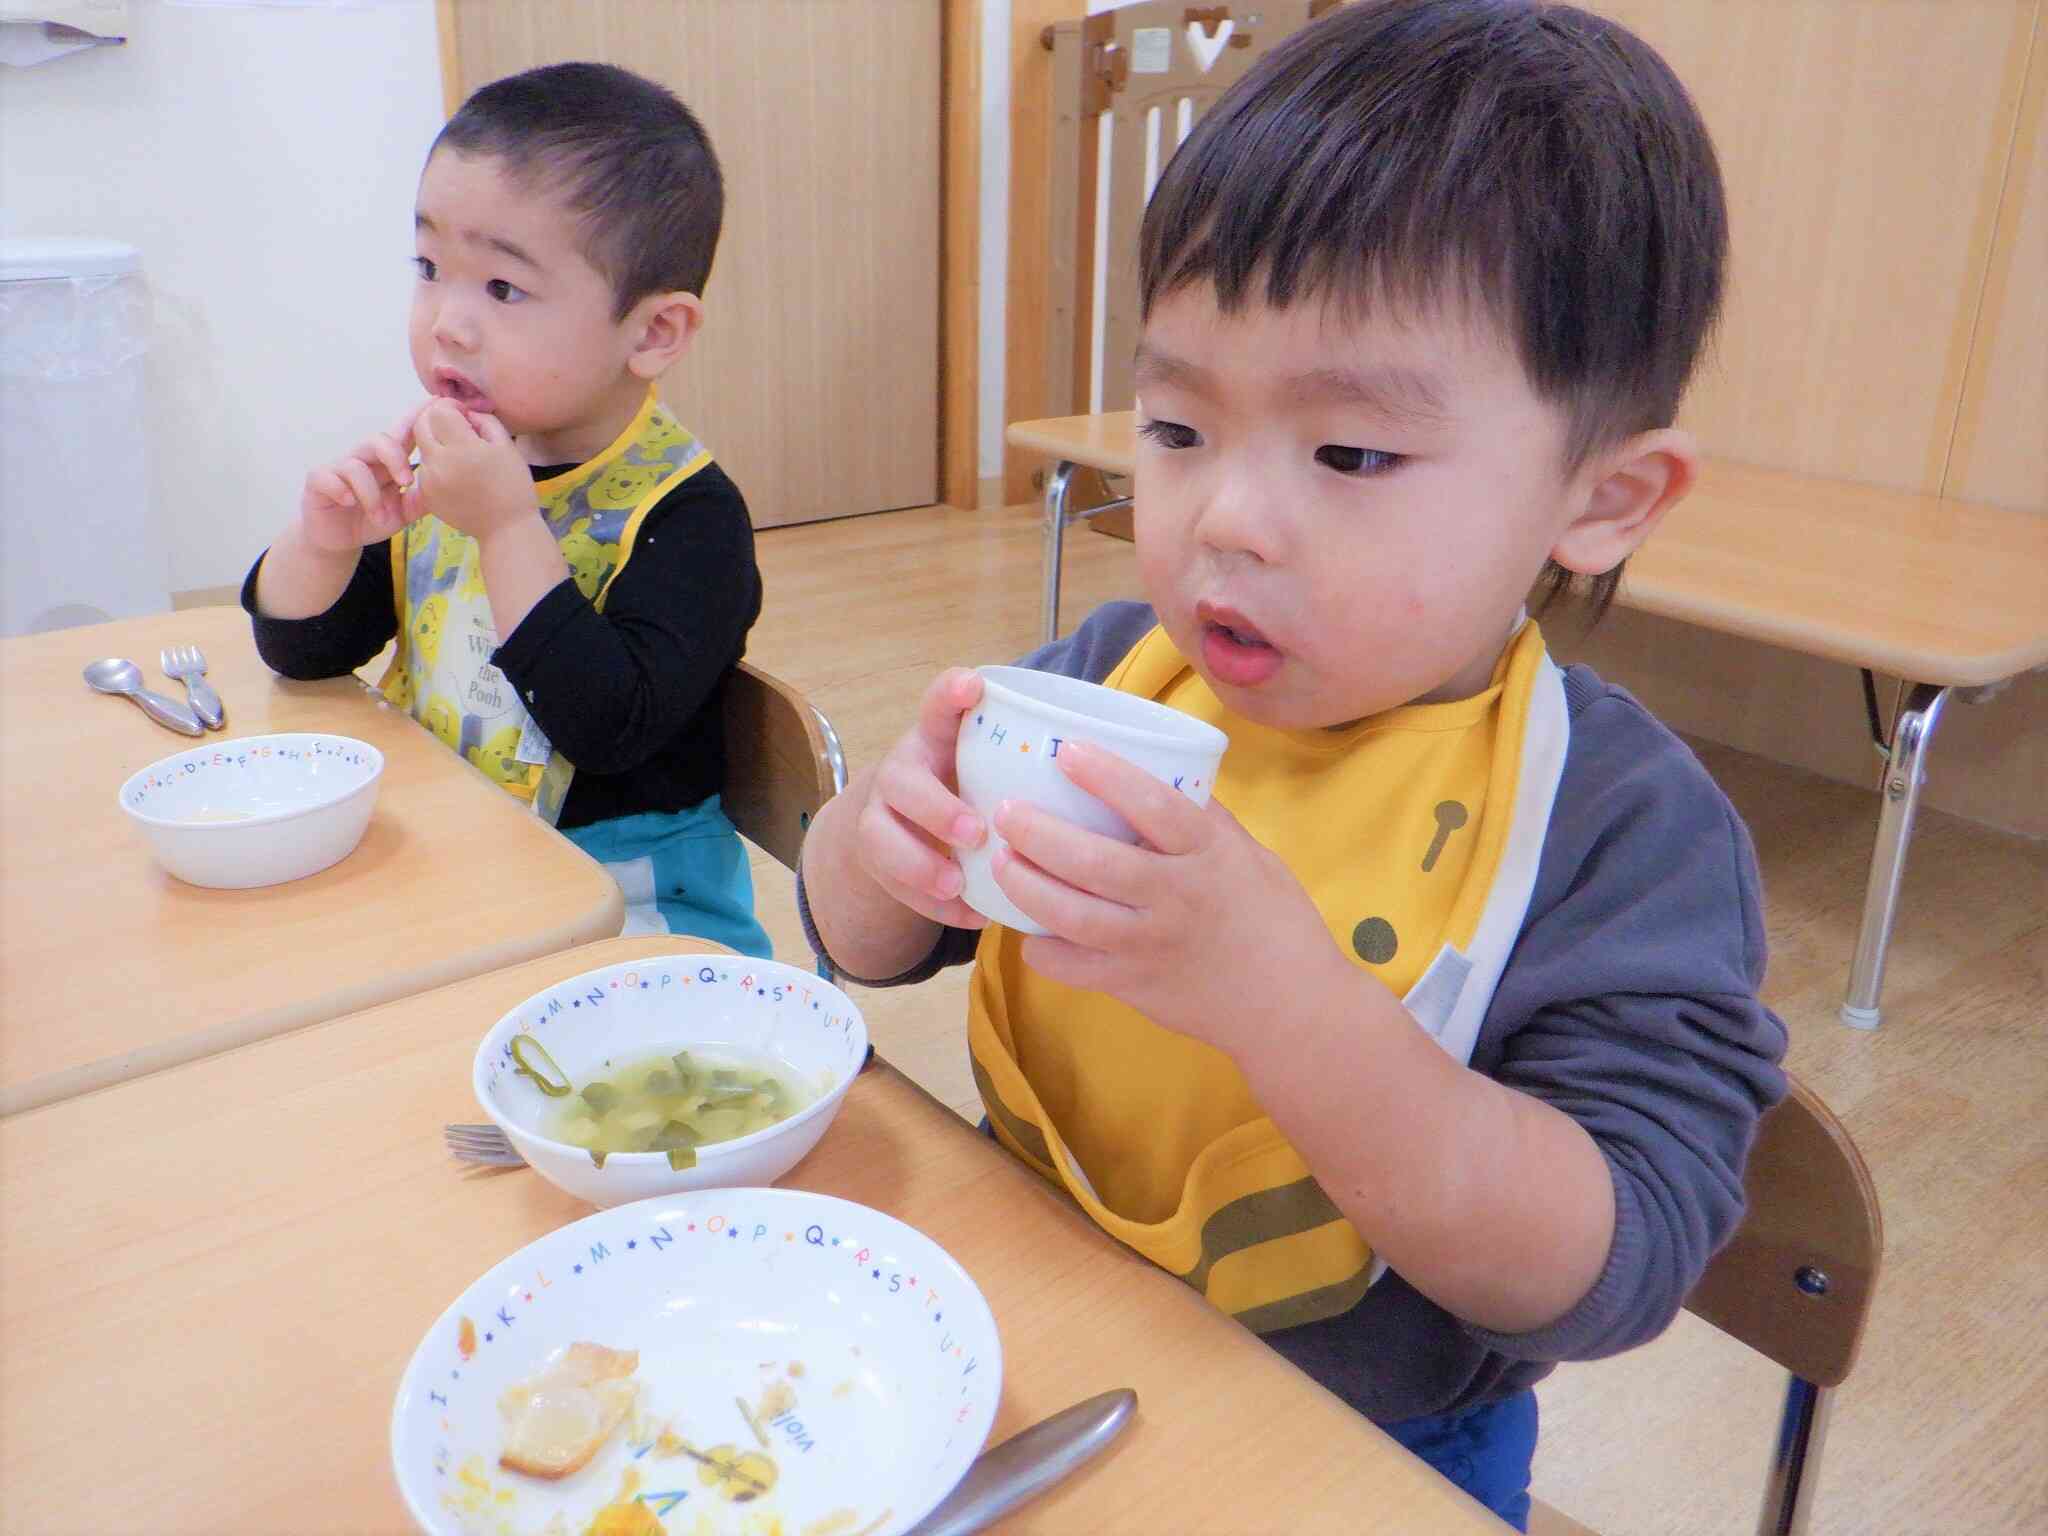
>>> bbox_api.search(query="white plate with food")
[390,1188,1001,1536]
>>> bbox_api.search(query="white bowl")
[391,1189,1001,1536]
[117,732,383,888]
[955,664,1229,933]
[475,953,869,1208]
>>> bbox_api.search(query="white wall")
[0,0,443,596]
[9,0,1088,536]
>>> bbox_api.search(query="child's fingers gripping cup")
[953,665,1229,934]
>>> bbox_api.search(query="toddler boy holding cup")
[795,4,1787,1523]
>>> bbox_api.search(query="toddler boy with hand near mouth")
[246,62,771,955]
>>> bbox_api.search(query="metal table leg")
[1039,462,1134,645]
[1840,682,1950,1029]
[1041,460,1077,646]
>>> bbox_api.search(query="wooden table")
[1007,410,2048,1029]
[0,936,1506,1534]
[0,606,622,1115]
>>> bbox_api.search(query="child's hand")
[990,740,1333,1054]
[852,668,990,930]
[297,404,427,554]
[407,399,536,542]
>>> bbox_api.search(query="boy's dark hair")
[434,62,723,317]
[1139,0,1727,613]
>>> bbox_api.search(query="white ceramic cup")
[953,665,1229,934]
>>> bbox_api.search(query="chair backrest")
[720,661,845,873]
[1043,1,1335,418]
[1683,1075,1882,1388]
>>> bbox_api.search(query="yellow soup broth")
[547,1047,810,1161]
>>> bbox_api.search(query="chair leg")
[1758,1376,1832,1535]
[1041,460,1078,646]
[1839,682,1949,1029]
[810,704,849,797]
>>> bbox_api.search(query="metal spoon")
[906,1388,1137,1535]
[83,657,205,736]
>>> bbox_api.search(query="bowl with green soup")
[473,953,868,1207]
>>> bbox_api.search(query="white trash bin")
[0,238,166,636]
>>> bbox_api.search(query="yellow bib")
[967,619,1567,1331]
[377,390,711,823]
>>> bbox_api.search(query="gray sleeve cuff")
[794,851,980,988]
[1460,1160,1650,1362]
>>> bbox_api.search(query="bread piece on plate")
[497,1342,641,1479]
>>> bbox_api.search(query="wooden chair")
[1531,1075,1882,1536]
[720,661,848,975]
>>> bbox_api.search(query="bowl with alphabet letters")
[118,732,383,888]
[474,953,869,1207]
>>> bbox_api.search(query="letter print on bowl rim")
[474,954,869,1206]
[118,732,383,888]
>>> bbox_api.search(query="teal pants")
[563,797,773,960]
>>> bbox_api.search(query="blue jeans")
[1383,1389,1538,1531]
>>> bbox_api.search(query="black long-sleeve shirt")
[242,460,761,831]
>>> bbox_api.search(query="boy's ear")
[624,290,706,381]
[1550,427,1700,575]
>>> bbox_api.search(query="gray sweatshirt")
[800,601,1788,1424]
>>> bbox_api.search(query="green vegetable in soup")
[510,1034,572,1098]
[547,1046,810,1161]
[650,1119,699,1152]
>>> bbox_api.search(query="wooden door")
[442,0,941,527]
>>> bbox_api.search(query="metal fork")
[160,645,225,729]
[445,1122,525,1166]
